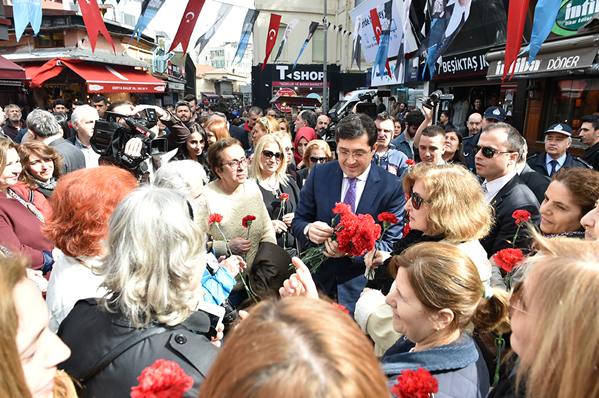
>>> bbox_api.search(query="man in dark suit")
[475,122,540,255]
[527,123,592,177]
[516,137,550,204]
[292,113,406,313]
[463,106,506,172]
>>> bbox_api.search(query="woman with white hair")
[154,160,246,306]
[57,186,219,397]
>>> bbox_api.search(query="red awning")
[0,55,26,80]
[29,58,166,93]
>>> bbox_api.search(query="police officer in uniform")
[463,106,507,171]
[527,123,591,177]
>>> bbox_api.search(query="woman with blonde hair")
[199,297,390,398]
[57,187,218,397]
[0,255,76,398]
[499,236,599,398]
[204,116,230,146]
[250,116,279,150]
[250,134,300,251]
[357,163,493,354]
[295,139,333,188]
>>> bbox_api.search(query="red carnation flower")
[492,248,525,273]
[333,303,350,315]
[130,359,193,398]
[332,202,352,215]
[208,213,223,225]
[405,159,416,166]
[390,368,439,398]
[512,210,531,225]
[242,214,256,228]
[378,212,399,225]
[279,193,289,201]
[336,212,381,257]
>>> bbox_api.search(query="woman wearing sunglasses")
[295,140,333,189]
[356,163,493,354]
[250,135,300,252]
[492,236,598,398]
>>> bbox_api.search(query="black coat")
[58,299,218,398]
[462,131,481,172]
[518,164,550,204]
[584,142,599,171]
[229,124,250,150]
[480,175,540,256]
[527,151,592,177]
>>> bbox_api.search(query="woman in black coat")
[58,187,219,397]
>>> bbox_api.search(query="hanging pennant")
[261,13,282,71]
[351,15,362,70]
[522,0,561,61]
[273,18,299,63]
[233,9,260,65]
[502,0,529,81]
[194,3,233,55]
[168,0,206,53]
[133,0,166,40]
[369,8,392,77]
[13,0,43,42]
[373,1,393,78]
[394,0,412,81]
[78,0,116,53]
[291,21,319,71]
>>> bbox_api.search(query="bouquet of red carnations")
[301,203,382,273]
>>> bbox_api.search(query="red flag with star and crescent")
[261,13,282,71]
[168,0,206,53]
[369,7,392,77]
[78,0,116,53]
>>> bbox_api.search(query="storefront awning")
[0,55,26,80]
[28,58,166,93]
[486,34,599,80]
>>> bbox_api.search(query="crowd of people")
[0,94,598,398]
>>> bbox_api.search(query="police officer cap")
[483,106,506,122]
[544,123,572,137]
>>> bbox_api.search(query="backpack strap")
[79,325,168,384]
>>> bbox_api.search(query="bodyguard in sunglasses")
[475,122,540,255]
[292,114,406,314]
[462,106,507,172]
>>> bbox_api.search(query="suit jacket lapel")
[491,175,517,208]
[324,165,344,220]
[356,165,382,215]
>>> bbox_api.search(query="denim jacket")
[382,334,490,398]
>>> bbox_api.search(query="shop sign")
[435,49,489,78]
[486,48,597,79]
[274,87,297,113]
[87,83,166,93]
[552,0,599,37]
[275,65,324,82]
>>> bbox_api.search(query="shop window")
[544,78,599,140]
[35,32,65,48]
[312,29,324,63]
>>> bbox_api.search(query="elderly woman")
[17,141,63,198]
[43,166,137,332]
[0,138,53,272]
[358,163,493,354]
[280,243,509,398]
[250,134,300,251]
[295,139,333,189]
[504,236,599,398]
[154,160,245,306]
[204,138,276,270]
[0,256,76,398]
[539,168,599,238]
[199,297,390,398]
[58,187,219,397]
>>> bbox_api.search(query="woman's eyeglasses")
[262,150,283,161]
[310,156,327,164]
[475,145,515,159]
[409,191,429,210]
[221,157,248,168]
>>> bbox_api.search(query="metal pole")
[322,0,329,113]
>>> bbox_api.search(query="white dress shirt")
[74,136,100,168]
[483,171,516,203]
[545,153,566,175]
[341,164,371,208]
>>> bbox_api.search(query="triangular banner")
[133,0,167,40]
[78,0,116,53]
[292,21,319,71]
[273,18,299,63]
[168,0,206,53]
[233,9,260,65]
[262,13,282,71]
[194,2,233,55]
[13,0,43,42]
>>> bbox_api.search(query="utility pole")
[322,0,329,113]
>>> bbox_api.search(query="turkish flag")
[369,8,392,77]
[262,13,282,71]
[168,0,206,53]
[78,0,116,53]
[503,0,530,81]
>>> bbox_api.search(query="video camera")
[90,108,168,177]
